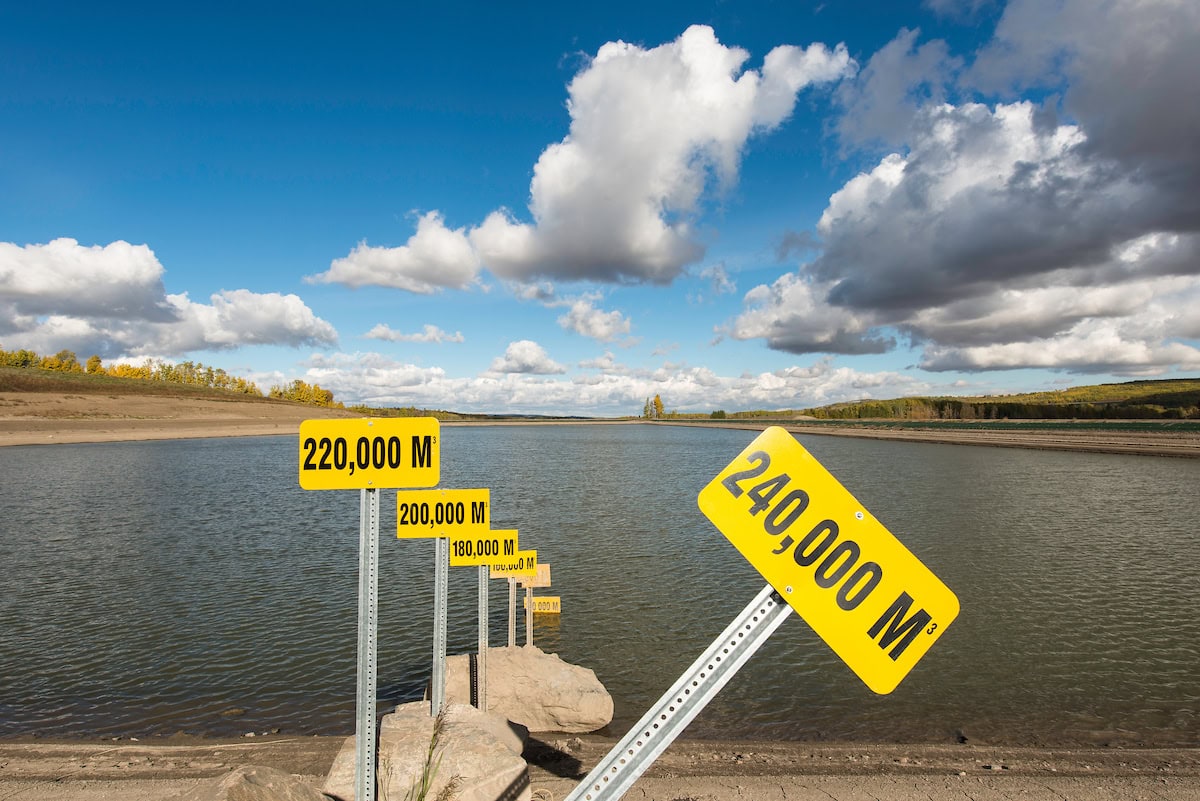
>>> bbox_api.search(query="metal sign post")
[507,577,517,647]
[477,565,489,711]
[299,417,442,801]
[564,585,791,801]
[564,425,960,801]
[431,537,449,716]
[524,586,534,646]
[354,488,380,801]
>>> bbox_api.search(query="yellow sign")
[397,488,490,539]
[523,562,552,588]
[698,426,959,694]
[299,418,439,490]
[449,529,519,567]
[490,550,538,578]
[524,595,561,614]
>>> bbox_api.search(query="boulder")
[323,702,530,801]
[446,646,613,733]
[171,765,326,801]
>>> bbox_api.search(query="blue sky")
[3,1,1198,416]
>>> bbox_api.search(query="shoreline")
[3,391,1199,457]
[2,733,1198,801]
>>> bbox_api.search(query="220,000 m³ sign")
[698,426,959,694]
[299,418,439,490]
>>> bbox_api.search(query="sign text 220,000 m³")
[298,418,439,490]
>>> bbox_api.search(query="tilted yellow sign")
[698,426,959,694]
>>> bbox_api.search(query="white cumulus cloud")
[364,323,464,344]
[736,1,1200,377]
[0,238,337,358]
[487,340,566,375]
[310,211,480,293]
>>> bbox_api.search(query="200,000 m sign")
[299,418,439,490]
[397,489,490,539]
[699,426,959,694]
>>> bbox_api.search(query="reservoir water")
[1,424,1198,746]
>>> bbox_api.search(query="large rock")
[447,645,614,734]
[322,702,530,801]
[171,765,327,801]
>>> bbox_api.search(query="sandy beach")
[3,389,1199,799]
[2,733,1199,800]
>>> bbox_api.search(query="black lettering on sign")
[412,435,433,468]
[867,591,932,661]
[720,451,770,497]
[471,501,487,525]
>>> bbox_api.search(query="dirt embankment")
[0,391,357,447]
[2,735,1199,801]
[4,391,1200,458]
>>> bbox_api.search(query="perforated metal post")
[524,586,533,646]
[354,489,381,801]
[564,584,792,801]
[507,577,517,647]
[431,537,449,716]
[477,565,489,711]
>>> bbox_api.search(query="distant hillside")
[795,378,1200,421]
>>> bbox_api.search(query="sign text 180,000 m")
[449,529,519,567]
[299,418,439,490]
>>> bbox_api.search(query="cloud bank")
[1,238,338,359]
[734,0,1200,376]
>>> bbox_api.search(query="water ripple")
[2,428,1199,746]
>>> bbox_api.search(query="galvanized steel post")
[564,584,792,801]
[431,537,449,716]
[354,489,381,801]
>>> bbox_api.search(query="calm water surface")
[1,424,1198,746]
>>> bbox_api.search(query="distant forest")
[723,379,1200,421]
[3,346,1197,421]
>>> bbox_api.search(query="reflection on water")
[1,425,1198,746]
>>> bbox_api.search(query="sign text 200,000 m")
[699,426,958,694]
[396,488,490,539]
[299,418,439,490]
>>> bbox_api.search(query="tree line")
[0,346,342,408]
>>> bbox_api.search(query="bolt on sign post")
[396,488,491,716]
[564,426,958,801]
[299,418,440,801]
